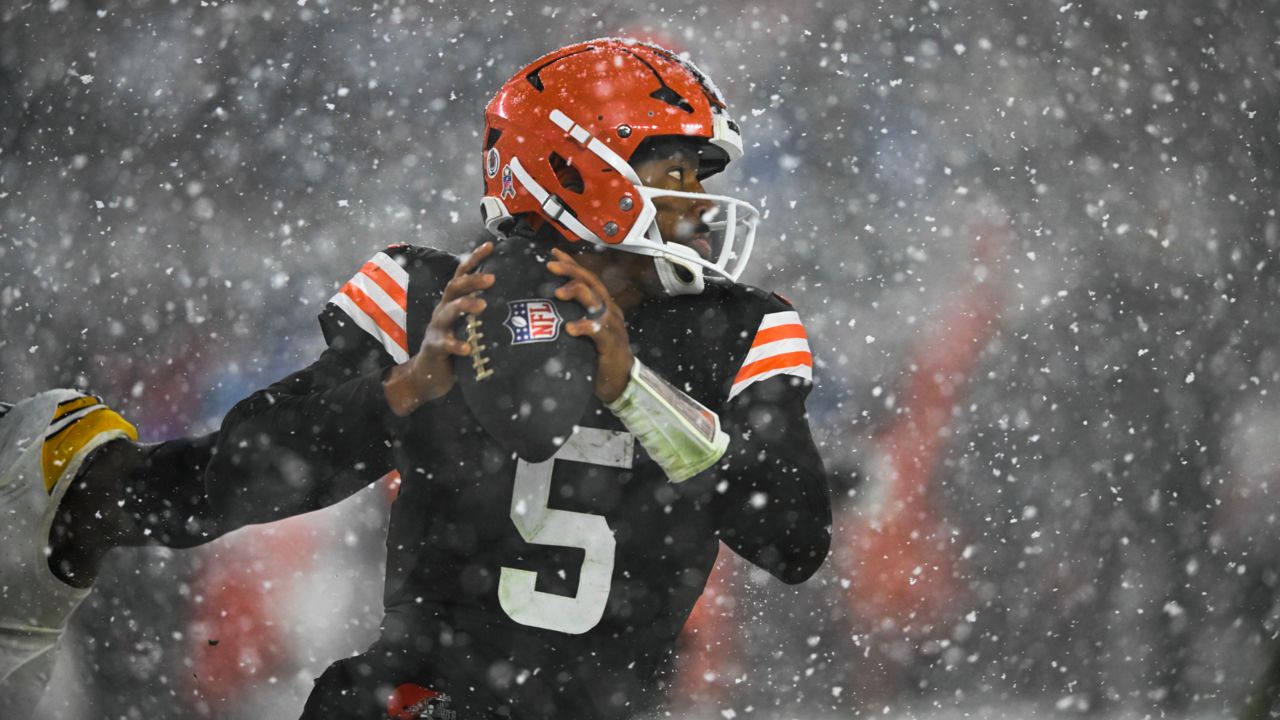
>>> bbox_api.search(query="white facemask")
[621,186,759,296]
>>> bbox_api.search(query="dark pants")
[299,644,475,720]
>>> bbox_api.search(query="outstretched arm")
[207,242,495,530]
[204,347,401,529]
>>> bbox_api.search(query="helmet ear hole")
[549,152,584,194]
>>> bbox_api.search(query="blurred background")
[2,0,1279,718]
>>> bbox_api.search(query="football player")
[0,38,831,719]
[292,38,832,720]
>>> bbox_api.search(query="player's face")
[568,143,720,309]
[630,145,717,262]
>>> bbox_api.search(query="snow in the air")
[1,0,1277,718]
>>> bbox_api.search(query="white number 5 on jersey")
[498,427,633,634]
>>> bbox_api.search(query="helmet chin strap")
[653,243,706,296]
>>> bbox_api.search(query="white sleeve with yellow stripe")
[42,394,138,495]
[0,389,137,686]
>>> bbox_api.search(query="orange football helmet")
[480,38,758,295]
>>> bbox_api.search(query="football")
[452,234,597,462]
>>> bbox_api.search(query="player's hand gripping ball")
[452,234,596,462]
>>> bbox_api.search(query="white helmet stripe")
[549,108,643,185]
[587,137,643,185]
[507,156,605,244]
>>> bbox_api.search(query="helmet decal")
[500,165,516,200]
[486,148,501,178]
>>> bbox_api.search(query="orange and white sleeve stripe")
[328,251,411,363]
[728,310,814,400]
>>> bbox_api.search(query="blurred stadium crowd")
[2,0,1279,718]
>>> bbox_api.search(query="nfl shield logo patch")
[505,299,562,344]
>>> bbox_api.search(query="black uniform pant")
[300,643,484,720]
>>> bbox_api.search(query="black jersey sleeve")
[204,246,427,528]
[709,376,832,584]
[205,351,397,528]
[702,294,831,583]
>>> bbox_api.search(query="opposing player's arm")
[705,306,831,584]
